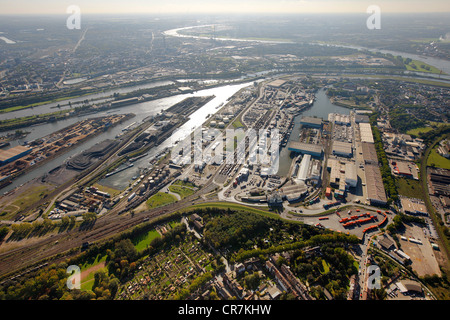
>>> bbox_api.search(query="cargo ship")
[105,163,134,177]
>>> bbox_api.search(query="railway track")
[0,91,258,279]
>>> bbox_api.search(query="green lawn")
[428,148,450,170]
[173,179,197,188]
[1,185,51,219]
[93,183,122,197]
[79,254,108,291]
[181,202,289,222]
[404,58,443,74]
[132,229,161,252]
[168,185,196,199]
[146,192,177,209]
[232,118,244,129]
[395,177,425,200]
[407,126,434,136]
[321,260,330,274]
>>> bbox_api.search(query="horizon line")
[1,11,450,16]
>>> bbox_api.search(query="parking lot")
[301,206,389,239]
[398,223,441,277]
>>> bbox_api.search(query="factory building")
[364,164,387,206]
[297,154,311,181]
[429,167,450,196]
[328,113,351,126]
[345,162,357,188]
[0,145,32,166]
[328,159,342,187]
[361,142,378,165]
[288,141,323,158]
[359,123,374,143]
[295,154,322,185]
[280,183,308,203]
[332,141,353,158]
[355,114,370,124]
[299,116,323,129]
[328,159,356,190]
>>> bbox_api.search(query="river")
[0,80,175,121]
[165,25,450,77]
[1,81,254,193]
[313,43,450,76]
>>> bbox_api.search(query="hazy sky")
[1,0,449,14]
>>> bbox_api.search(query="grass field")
[321,260,330,274]
[79,254,108,291]
[173,179,197,188]
[93,183,122,197]
[344,74,450,88]
[395,177,425,200]
[403,59,443,74]
[427,148,450,170]
[146,192,177,209]
[232,118,244,129]
[180,202,293,223]
[0,185,51,219]
[407,126,434,136]
[132,229,161,252]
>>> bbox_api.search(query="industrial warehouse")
[0,145,32,166]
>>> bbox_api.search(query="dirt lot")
[399,223,441,277]
[0,179,55,221]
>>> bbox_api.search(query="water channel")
[1,81,254,193]
[277,88,351,177]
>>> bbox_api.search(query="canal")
[277,87,351,176]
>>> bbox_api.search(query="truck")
[323,201,341,210]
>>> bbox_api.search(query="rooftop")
[0,145,32,162]
[362,142,378,164]
[288,141,323,155]
[300,116,322,126]
[365,164,387,204]
[332,141,353,155]
[359,123,374,143]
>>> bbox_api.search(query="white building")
[345,162,358,188]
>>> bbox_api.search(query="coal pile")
[66,140,118,171]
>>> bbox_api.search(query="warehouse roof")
[297,154,311,181]
[365,164,387,204]
[345,162,357,182]
[355,114,370,123]
[288,142,323,155]
[268,79,287,88]
[359,123,374,143]
[396,280,422,293]
[300,116,322,126]
[332,141,353,155]
[0,145,32,163]
[362,142,378,164]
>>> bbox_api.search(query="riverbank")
[0,114,134,191]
